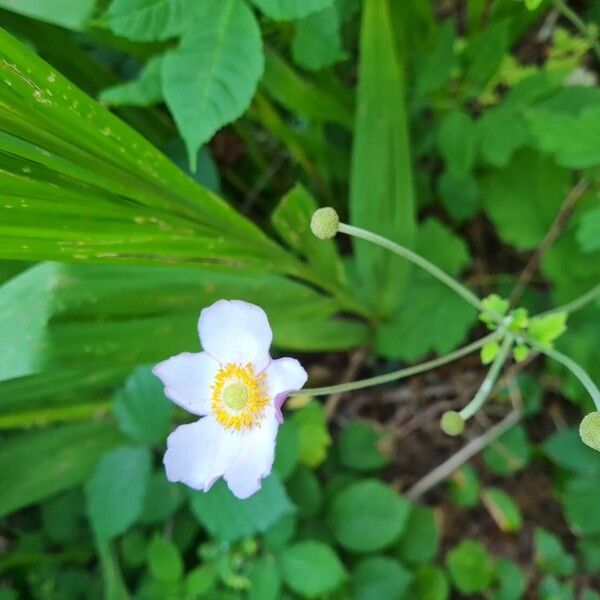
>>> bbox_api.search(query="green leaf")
[338,421,389,471]
[538,575,574,600]
[328,479,411,553]
[99,0,195,41]
[448,465,480,508]
[273,419,300,481]
[414,19,455,99]
[481,341,501,365]
[0,0,96,30]
[263,513,297,552]
[86,445,151,540]
[292,401,331,467]
[564,477,600,534]
[481,487,523,532]
[272,184,346,286]
[396,505,439,565]
[578,535,600,574]
[0,421,122,517]
[542,427,600,477]
[481,150,570,250]
[100,57,163,108]
[97,541,131,600]
[437,111,478,178]
[292,6,347,71]
[533,527,576,576]
[186,564,217,597]
[287,466,323,519]
[577,206,600,253]
[352,556,412,600]
[491,558,526,600]
[113,366,173,445]
[526,106,600,169]
[147,535,183,583]
[281,541,346,599]
[248,555,282,600]
[412,565,449,600]
[483,424,531,475]
[478,108,529,167]
[139,472,185,524]
[162,0,263,169]
[528,312,567,347]
[376,219,476,361]
[249,0,333,21]
[438,171,480,222]
[350,0,416,315]
[446,540,495,595]
[189,474,294,542]
[121,531,148,569]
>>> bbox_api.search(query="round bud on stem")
[311,207,339,240]
[440,411,465,436]
[580,411,600,452]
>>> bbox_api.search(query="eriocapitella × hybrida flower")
[153,299,307,499]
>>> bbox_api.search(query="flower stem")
[539,345,600,410]
[540,283,600,317]
[459,334,514,421]
[337,222,485,313]
[296,332,500,397]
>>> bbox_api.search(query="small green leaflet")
[100,57,164,108]
[528,312,567,347]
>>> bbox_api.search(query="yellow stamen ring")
[211,363,269,430]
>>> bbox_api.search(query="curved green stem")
[540,345,600,410]
[459,334,514,421]
[338,223,485,313]
[541,283,600,317]
[295,332,500,397]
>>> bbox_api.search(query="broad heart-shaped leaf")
[350,0,416,316]
[327,480,411,553]
[0,0,95,30]
[100,0,196,42]
[113,366,173,445]
[376,219,477,361]
[0,421,122,518]
[162,0,263,170]
[189,474,294,542]
[481,149,570,251]
[0,27,303,277]
[0,262,368,384]
[99,57,163,108]
[281,541,347,599]
[86,445,152,540]
[249,0,333,21]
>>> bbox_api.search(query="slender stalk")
[539,345,600,410]
[552,0,600,62]
[459,335,514,421]
[540,283,600,317]
[338,222,485,313]
[295,332,500,397]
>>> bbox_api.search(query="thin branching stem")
[540,283,600,317]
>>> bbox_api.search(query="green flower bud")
[580,411,600,452]
[310,207,339,240]
[441,411,465,436]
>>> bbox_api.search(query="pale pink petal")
[198,300,272,371]
[265,357,308,422]
[163,416,243,491]
[153,352,218,416]
[223,410,278,499]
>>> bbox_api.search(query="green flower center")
[222,382,248,411]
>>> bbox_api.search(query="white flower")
[153,299,307,499]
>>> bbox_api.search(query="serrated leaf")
[528,312,567,346]
[86,446,151,540]
[292,5,347,71]
[189,474,294,542]
[99,0,195,42]
[249,0,333,21]
[281,541,346,598]
[481,488,522,532]
[328,480,410,553]
[162,0,263,169]
[100,57,163,107]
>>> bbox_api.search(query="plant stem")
[296,332,499,397]
[338,222,485,313]
[552,0,600,62]
[540,283,600,317]
[539,345,600,410]
[459,334,514,421]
